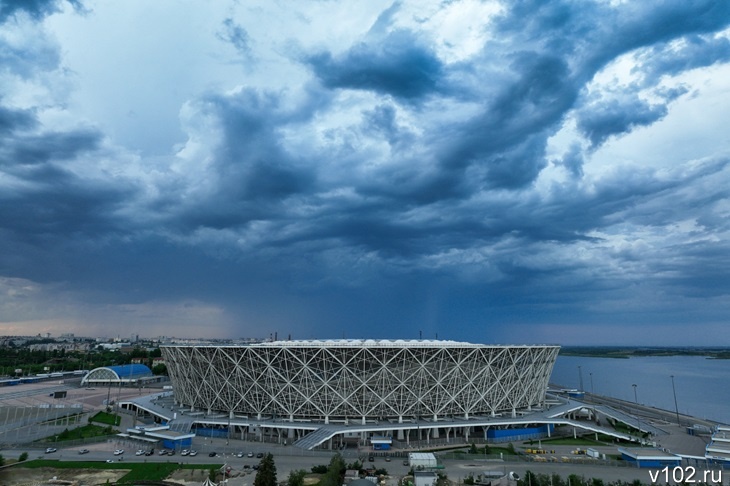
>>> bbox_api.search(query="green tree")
[507,442,515,454]
[18,452,28,462]
[347,460,362,472]
[518,470,537,486]
[320,453,346,486]
[469,443,478,454]
[152,363,167,375]
[552,473,565,486]
[288,469,308,486]
[568,474,586,486]
[254,453,278,486]
[209,467,218,481]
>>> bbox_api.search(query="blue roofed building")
[82,364,158,387]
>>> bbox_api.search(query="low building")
[82,364,158,387]
[618,447,681,468]
[409,452,438,469]
[706,426,730,463]
[414,471,438,486]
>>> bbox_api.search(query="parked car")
[368,456,374,462]
[113,449,124,455]
[181,449,190,456]
[159,449,168,455]
[189,450,198,456]
[209,451,217,457]
[106,459,115,463]
[78,449,89,455]
[45,448,57,454]
[256,452,264,458]
[403,460,409,466]
[385,456,391,462]
[236,451,244,457]
[135,449,145,456]
[145,450,154,456]
[247,452,254,457]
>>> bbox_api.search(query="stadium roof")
[164,340,559,348]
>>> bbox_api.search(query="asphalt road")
[3,442,725,486]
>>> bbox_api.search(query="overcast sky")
[1,0,729,345]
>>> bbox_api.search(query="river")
[550,355,730,425]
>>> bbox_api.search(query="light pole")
[671,375,681,426]
[577,366,584,392]
[632,384,640,446]
[589,373,594,394]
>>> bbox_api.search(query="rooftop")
[163,339,559,348]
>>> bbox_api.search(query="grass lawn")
[523,437,600,446]
[89,411,121,426]
[43,423,119,443]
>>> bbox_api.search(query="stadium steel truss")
[162,340,559,422]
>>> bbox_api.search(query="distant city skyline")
[1,1,730,345]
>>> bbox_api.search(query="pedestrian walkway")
[291,426,340,450]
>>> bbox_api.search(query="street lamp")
[577,366,584,392]
[589,373,594,394]
[671,375,681,426]
[632,384,640,446]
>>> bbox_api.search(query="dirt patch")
[0,467,127,486]
[166,468,217,485]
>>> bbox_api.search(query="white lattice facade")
[161,340,559,422]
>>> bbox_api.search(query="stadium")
[162,340,559,423]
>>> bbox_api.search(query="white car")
[113,449,124,455]
[188,450,198,456]
[45,447,57,453]
[135,449,145,456]
[181,449,190,456]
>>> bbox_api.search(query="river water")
[549,355,730,424]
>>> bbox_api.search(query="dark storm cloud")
[4,129,100,166]
[174,89,317,230]
[559,144,584,179]
[0,0,62,22]
[576,95,670,147]
[171,0,730,256]
[360,103,415,149]
[0,0,84,23]
[0,124,134,247]
[0,165,133,238]
[636,34,730,85]
[217,18,253,59]
[305,29,444,100]
[0,106,37,134]
[3,0,730,341]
